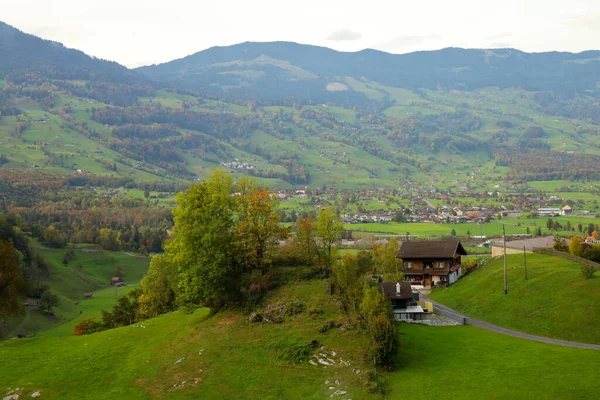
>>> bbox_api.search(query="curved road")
[421,294,600,350]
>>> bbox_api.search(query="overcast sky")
[3,0,600,68]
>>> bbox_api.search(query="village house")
[84,292,93,299]
[378,281,426,321]
[110,277,124,286]
[397,240,467,287]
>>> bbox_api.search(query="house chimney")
[396,282,401,296]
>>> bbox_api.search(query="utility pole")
[524,245,528,281]
[503,224,508,295]
[480,222,483,246]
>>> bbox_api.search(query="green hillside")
[2,278,599,400]
[392,324,600,400]
[1,280,375,400]
[430,253,600,344]
[4,246,149,338]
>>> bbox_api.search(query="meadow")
[4,247,149,338]
[430,253,600,344]
[0,279,377,400]
[391,324,600,400]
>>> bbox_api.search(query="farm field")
[430,253,600,344]
[391,324,600,400]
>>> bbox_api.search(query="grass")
[430,253,600,344]
[4,247,149,338]
[0,279,377,400]
[391,324,600,400]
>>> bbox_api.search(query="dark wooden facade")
[397,240,467,286]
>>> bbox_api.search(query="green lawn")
[430,253,600,344]
[0,279,377,400]
[391,324,600,399]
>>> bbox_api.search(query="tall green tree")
[0,240,27,320]
[164,169,238,310]
[137,255,175,319]
[317,207,343,276]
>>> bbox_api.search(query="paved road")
[421,294,600,350]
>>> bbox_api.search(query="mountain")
[137,41,600,102]
[0,21,145,84]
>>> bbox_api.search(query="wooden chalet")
[110,276,124,286]
[83,292,93,299]
[397,240,467,287]
[378,281,425,321]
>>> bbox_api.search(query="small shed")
[84,292,93,299]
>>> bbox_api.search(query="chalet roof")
[397,240,466,259]
[84,292,93,297]
[111,277,121,281]
[378,281,413,300]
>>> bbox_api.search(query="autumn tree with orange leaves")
[235,184,286,274]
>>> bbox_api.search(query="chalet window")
[405,262,413,269]
[437,262,445,269]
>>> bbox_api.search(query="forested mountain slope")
[137,41,600,101]
[2,22,600,190]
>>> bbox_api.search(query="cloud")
[379,34,441,51]
[326,29,363,41]
[565,14,600,30]
[487,32,512,42]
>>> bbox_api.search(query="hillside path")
[420,294,600,350]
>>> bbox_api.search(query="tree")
[317,207,343,276]
[588,223,595,236]
[137,255,175,319]
[450,228,457,236]
[372,239,403,281]
[0,240,27,320]
[294,216,319,265]
[42,225,67,248]
[569,236,584,257]
[39,290,59,314]
[332,254,367,313]
[360,286,397,366]
[553,236,569,252]
[235,186,285,274]
[164,169,238,310]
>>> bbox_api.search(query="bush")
[319,320,335,333]
[72,318,104,336]
[285,300,305,316]
[270,338,318,363]
[308,306,324,317]
[581,265,597,280]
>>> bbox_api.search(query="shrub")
[285,300,305,316]
[72,318,104,336]
[319,320,335,333]
[308,306,324,317]
[270,338,318,363]
[581,265,597,280]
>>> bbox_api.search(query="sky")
[2,0,600,68]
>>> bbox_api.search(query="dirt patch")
[217,316,238,325]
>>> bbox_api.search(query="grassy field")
[0,279,378,400]
[4,247,149,338]
[391,324,600,400]
[430,253,600,344]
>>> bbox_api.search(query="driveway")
[421,294,600,350]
